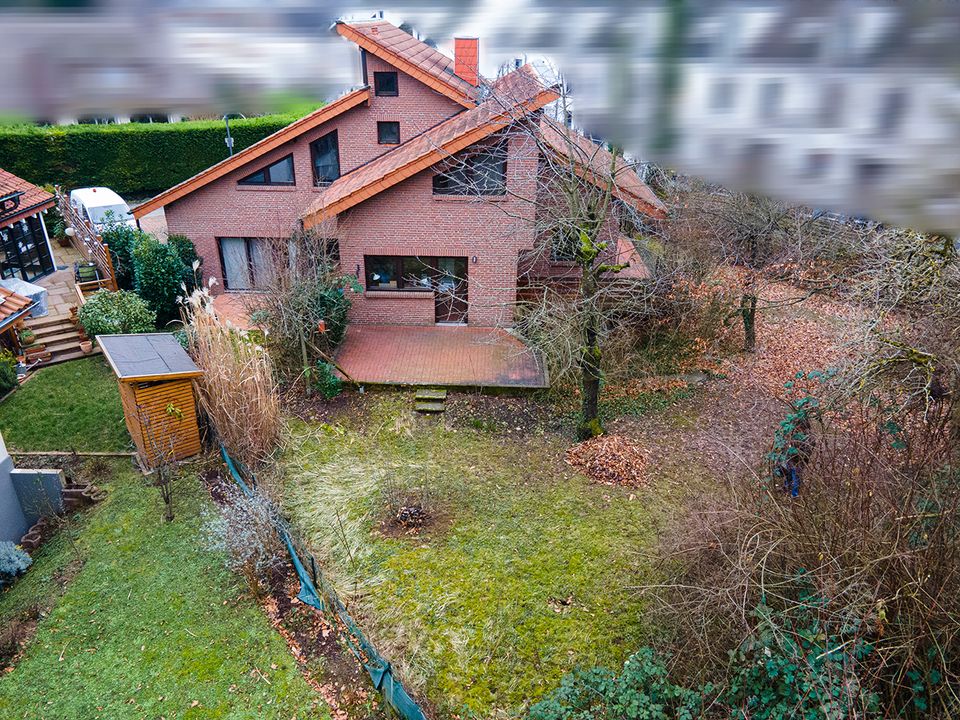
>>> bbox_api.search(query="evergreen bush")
[132,235,188,327]
[100,224,151,290]
[77,289,156,341]
[0,542,32,589]
[0,351,18,395]
[0,114,304,197]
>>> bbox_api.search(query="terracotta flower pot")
[80,340,93,355]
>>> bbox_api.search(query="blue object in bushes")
[0,541,32,588]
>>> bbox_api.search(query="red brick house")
[133,20,666,334]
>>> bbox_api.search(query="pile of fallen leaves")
[565,434,648,487]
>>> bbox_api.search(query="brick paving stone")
[335,323,547,388]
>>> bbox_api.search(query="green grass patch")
[280,395,674,717]
[0,463,327,719]
[0,357,129,452]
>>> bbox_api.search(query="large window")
[0,215,55,281]
[238,154,295,186]
[365,255,437,291]
[374,71,398,96]
[310,131,340,186]
[432,146,507,196]
[377,121,400,145]
[218,237,273,290]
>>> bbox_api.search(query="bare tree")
[431,74,674,439]
[843,228,959,410]
[673,186,854,351]
[140,411,181,522]
[245,229,358,393]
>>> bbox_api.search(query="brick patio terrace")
[335,324,548,388]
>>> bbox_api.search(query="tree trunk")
[741,293,757,352]
[578,324,602,440]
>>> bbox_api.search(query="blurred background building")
[2,0,958,232]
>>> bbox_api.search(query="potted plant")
[53,219,71,248]
[18,328,35,347]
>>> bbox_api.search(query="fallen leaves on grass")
[565,435,648,487]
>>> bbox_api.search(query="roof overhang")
[98,332,204,383]
[335,22,477,109]
[0,197,55,230]
[132,88,372,218]
[302,86,559,228]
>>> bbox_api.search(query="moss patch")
[281,394,674,717]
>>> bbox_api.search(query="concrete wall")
[0,434,28,543]
[0,433,64,543]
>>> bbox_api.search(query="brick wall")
[338,130,540,327]
[164,54,464,292]
[163,52,553,328]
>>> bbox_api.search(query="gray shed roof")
[97,333,202,382]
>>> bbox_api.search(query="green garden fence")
[220,446,427,720]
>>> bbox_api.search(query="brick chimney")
[454,37,480,86]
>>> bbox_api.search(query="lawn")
[280,394,680,717]
[0,461,328,719]
[0,357,129,452]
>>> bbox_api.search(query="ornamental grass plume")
[181,281,280,468]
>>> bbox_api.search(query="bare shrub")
[203,480,286,598]
[246,231,359,387]
[182,285,281,468]
[649,393,960,716]
[78,456,116,484]
[381,473,437,532]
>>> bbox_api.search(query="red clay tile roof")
[302,64,559,228]
[0,169,54,229]
[0,286,35,332]
[132,88,371,218]
[611,235,651,279]
[539,121,668,219]
[335,21,479,108]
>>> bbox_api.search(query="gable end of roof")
[132,87,372,218]
[335,21,478,109]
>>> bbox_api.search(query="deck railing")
[55,188,119,295]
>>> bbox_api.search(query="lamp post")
[222,113,246,157]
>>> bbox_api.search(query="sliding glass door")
[0,215,55,282]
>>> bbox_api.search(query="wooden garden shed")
[98,333,203,468]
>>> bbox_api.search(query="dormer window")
[310,130,340,186]
[238,154,295,186]
[374,71,398,97]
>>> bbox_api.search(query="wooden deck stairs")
[23,312,93,366]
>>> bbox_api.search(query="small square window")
[378,121,400,145]
[374,71,398,96]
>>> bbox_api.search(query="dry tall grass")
[182,286,281,468]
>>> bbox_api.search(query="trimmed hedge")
[0,115,304,198]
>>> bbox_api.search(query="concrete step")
[414,400,446,414]
[415,388,448,401]
[45,337,83,352]
[30,329,80,345]
[26,316,75,331]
